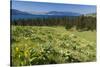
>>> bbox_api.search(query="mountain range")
[11,9,32,15]
[11,9,96,20]
[11,9,81,16]
[46,11,81,16]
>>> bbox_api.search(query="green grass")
[70,31,96,42]
[11,26,96,66]
[52,26,96,42]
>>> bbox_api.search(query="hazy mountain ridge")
[11,9,32,15]
[46,11,81,16]
[11,9,81,16]
[29,11,48,15]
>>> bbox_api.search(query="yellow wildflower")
[24,50,28,57]
[16,47,19,52]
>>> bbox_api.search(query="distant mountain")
[46,11,81,16]
[29,11,47,15]
[11,9,82,20]
[11,9,32,15]
[11,9,81,16]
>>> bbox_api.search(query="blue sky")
[11,1,96,14]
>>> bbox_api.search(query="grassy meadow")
[11,26,96,66]
[11,1,96,66]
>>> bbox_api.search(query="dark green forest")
[12,15,96,31]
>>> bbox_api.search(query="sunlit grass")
[11,26,96,66]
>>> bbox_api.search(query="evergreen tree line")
[11,15,96,31]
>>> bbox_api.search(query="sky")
[11,0,96,14]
